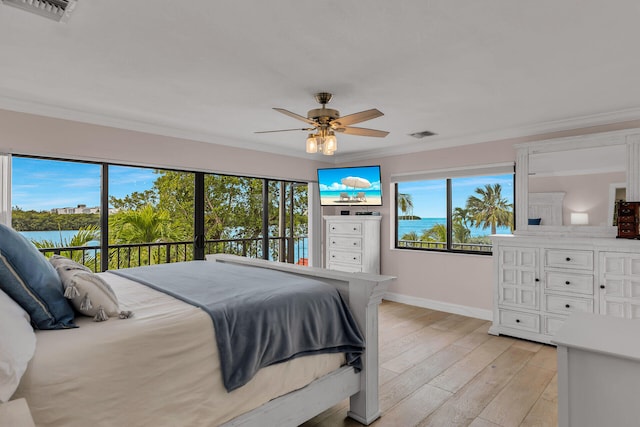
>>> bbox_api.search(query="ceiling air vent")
[408,130,437,139]
[1,0,77,22]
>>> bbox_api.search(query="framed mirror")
[514,129,640,237]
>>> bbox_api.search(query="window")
[8,154,309,270]
[394,164,514,254]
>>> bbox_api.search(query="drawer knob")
[565,281,570,285]
[353,257,357,260]
[515,319,521,323]
[565,304,571,308]
[600,285,605,289]
[353,227,357,231]
[535,278,540,282]
[566,257,571,261]
[353,242,357,246]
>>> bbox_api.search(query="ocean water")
[398,218,511,238]
[19,230,93,244]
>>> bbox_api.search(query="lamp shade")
[325,133,337,152]
[570,212,589,225]
[306,134,318,153]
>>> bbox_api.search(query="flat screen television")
[317,165,382,206]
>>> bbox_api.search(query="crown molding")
[2,94,640,166]
[0,94,321,161]
[334,107,640,164]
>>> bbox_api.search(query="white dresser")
[490,234,640,344]
[324,215,381,274]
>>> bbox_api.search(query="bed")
[10,254,394,427]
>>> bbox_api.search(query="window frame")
[392,163,515,255]
[6,153,309,269]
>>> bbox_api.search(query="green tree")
[11,208,99,231]
[31,225,100,268]
[466,183,513,235]
[421,223,447,243]
[109,205,176,244]
[153,171,194,241]
[401,230,419,241]
[452,207,472,244]
[397,193,414,217]
[109,190,157,211]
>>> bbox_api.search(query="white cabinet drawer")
[328,236,362,250]
[327,222,362,235]
[499,309,540,333]
[543,315,566,335]
[328,250,362,265]
[328,263,362,273]
[545,294,593,316]
[545,272,594,295]
[545,249,593,271]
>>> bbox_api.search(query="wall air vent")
[408,130,437,139]
[1,0,77,22]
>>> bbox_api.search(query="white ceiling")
[1,0,640,162]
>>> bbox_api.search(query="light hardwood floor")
[301,301,557,427]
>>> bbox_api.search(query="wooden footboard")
[207,254,394,426]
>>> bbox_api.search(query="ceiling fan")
[255,92,389,155]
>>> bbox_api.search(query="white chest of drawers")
[324,215,381,274]
[490,235,640,344]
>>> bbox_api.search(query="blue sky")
[317,166,382,192]
[397,174,514,218]
[11,158,157,211]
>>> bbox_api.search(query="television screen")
[317,165,382,206]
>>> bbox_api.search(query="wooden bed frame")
[207,254,395,427]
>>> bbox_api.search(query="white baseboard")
[383,292,493,321]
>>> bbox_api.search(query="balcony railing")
[397,239,492,252]
[37,236,309,272]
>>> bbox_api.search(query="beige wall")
[0,109,332,181]
[341,120,640,317]
[3,107,640,318]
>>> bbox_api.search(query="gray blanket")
[111,261,364,391]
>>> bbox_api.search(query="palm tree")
[109,205,175,244]
[109,205,179,267]
[32,225,100,269]
[421,223,447,249]
[466,184,513,235]
[401,230,419,241]
[397,193,414,218]
[452,221,471,244]
[453,207,472,228]
[452,206,472,244]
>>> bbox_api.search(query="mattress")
[13,271,344,427]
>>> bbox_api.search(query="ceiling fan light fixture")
[306,134,318,153]
[322,144,335,155]
[325,132,337,152]
[257,92,388,156]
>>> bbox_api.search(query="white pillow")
[50,255,132,321]
[0,289,36,403]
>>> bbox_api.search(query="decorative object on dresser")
[616,201,640,239]
[324,215,381,274]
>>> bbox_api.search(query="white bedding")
[13,272,344,427]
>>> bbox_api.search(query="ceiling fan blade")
[254,128,315,134]
[331,109,384,127]
[338,126,389,137]
[273,108,317,126]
